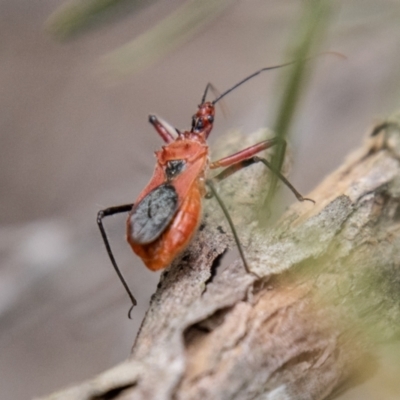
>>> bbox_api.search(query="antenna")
[212,52,345,105]
[212,61,298,105]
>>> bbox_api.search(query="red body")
[126,108,213,270]
[124,100,290,271]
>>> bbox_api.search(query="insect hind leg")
[97,204,137,316]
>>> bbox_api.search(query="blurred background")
[1,0,400,399]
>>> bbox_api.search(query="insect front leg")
[97,204,137,315]
[210,138,281,169]
[148,115,180,143]
[210,138,314,203]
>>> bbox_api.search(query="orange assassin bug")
[97,61,314,312]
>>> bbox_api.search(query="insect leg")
[97,204,137,315]
[206,180,258,277]
[148,115,179,143]
[212,156,314,203]
[210,138,313,203]
[210,138,281,169]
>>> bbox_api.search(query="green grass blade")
[46,0,144,39]
[262,0,332,214]
[100,0,236,78]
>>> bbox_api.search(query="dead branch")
[38,116,400,400]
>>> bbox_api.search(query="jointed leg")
[206,141,313,277]
[212,156,314,203]
[210,137,313,203]
[210,138,283,169]
[206,180,258,277]
[97,204,137,314]
[148,115,180,143]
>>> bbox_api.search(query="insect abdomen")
[127,182,202,271]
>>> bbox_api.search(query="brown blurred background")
[1,1,399,399]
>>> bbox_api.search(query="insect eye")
[207,115,214,123]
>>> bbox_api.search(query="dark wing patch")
[128,183,178,244]
[165,160,186,180]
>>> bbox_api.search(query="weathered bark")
[38,117,400,400]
